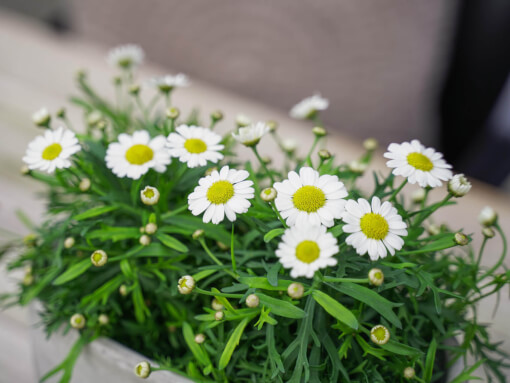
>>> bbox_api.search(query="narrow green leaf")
[182,322,210,367]
[219,316,251,370]
[256,293,306,319]
[239,276,293,291]
[400,233,460,255]
[380,340,422,356]
[312,290,358,330]
[132,283,148,323]
[53,259,92,285]
[156,233,189,253]
[423,337,437,382]
[73,205,118,221]
[264,228,285,243]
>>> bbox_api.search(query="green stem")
[135,95,149,124]
[194,287,243,298]
[322,277,370,284]
[230,224,237,274]
[305,137,320,167]
[199,238,238,279]
[477,224,507,282]
[252,146,276,184]
[389,179,408,203]
[475,237,488,270]
[269,202,288,228]
[414,194,453,226]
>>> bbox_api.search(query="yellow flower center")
[143,189,155,198]
[42,143,63,160]
[295,240,320,264]
[92,251,104,263]
[407,152,433,171]
[125,144,154,165]
[207,181,234,205]
[293,186,326,213]
[374,271,382,280]
[371,325,389,344]
[184,138,207,154]
[74,316,83,324]
[360,213,389,240]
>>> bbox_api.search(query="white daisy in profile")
[384,140,453,188]
[276,225,339,279]
[166,125,224,168]
[107,44,144,69]
[105,130,170,180]
[22,127,81,173]
[342,196,407,261]
[188,166,255,224]
[289,93,329,120]
[149,73,190,92]
[274,167,347,227]
[232,122,270,147]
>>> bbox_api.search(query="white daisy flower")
[342,197,407,261]
[273,167,348,227]
[22,127,81,173]
[105,130,170,180]
[384,139,453,188]
[32,107,51,127]
[275,225,339,279]
[289,93,329,120]
[107,44,144,69]
[166,125,224,168]
[232,122,270,147]
[149,73,190,92]
[188,166,255,224]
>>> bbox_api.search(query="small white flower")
[276,225,339,279]
[140,186,160,205]
[368,268,384,286]
[134,361,151,379]
[370,325,390,345]
[384,140,452,188]
[232,122,270,147]
[150,73,190,92]
[32,107,51,127]
[411,188,426,204]
[139,234,151,246]
[107,44,144,69]
[211,298,224,311]
[166,125,224,168]
[194,334,206,344]
[214,311,224,321]
[177,275,195,294]
[145,223,157,235]
[260,187,277,202]
[289,93,329,120]
[22,127,81,173]
[245,294,260,308]
[363,138,378,151]
[287,282,304,299]
[274,167,347,227]
[79,178,91,192]
[281,138,297,153]
[64,237,75,249]
[403,367,415,379]
[235,113,251,127]
[91,250,108,267]
[342,197,407,261]
[70,314,86,329]
[348,160,368,174]
[448,174,471,197]
[106,131,170,180]
[188,166,255,224]
[479,206,497,227]
[98,314,109,326]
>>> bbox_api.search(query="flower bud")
[287,282,304,299]
[312,126,327,137]
[144,223,157,235]
[211,110,223,122]
[20,165,30,175]
[139,234,151,246]
[425,223,441,236]
[368,268,384,286]
[23,234,37,247]
[348,160,367,174]
[129,84,140,96]
[91,250,108,267]
[113,76,122,86]
[214,311,224,321]
[32,107,51,127]
[70,313,86,329]
[281,139,297,154]
[194,333,206,344]
[75,69,87,81]
[448,174,471,197]
[479,206,497,227]
[178,275,195,295]
[211,298,224,311]
[166,107,180,120]
[482,227,495,238]
[134,361,151,379]
[56,108,66,119]
[245,294,260,308]
[454,232,469,246]
[260,187,277,202]
[22,273,34,286]
[261,156,272,165]
[235,113,251,127]
[119,284,128,296]
[370,325,390,345]
[79,178,91,192]
[192,229,205,240]
[87,110,103,127]
[267,120,278,132]
[64,237,75,249]
[318,149,331,161]
[140,186,160,206]
[363,138,378,151]
[205,167,217,176]
[403,367,415,379]
[98,314,109,325]
[411,189,426,204]
[216,241,229,251]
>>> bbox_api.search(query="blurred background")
[2,0,510,188]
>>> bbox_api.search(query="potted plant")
[2,44,508,383]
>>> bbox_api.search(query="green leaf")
[218,316,251,370]
[53,259,92,285]
[312,290,358,330]
[327,282,402,328]
[132,283,149,323]
[73,205,118,221]
[400,233,459,255]
[239,276,294,291]
[182,322,210,367]
[256,293,306,319]
[380,340,422,356]
[423,337,437,382]
[87,226,140,242]
[156,233,189,253]
[264,228,285,243]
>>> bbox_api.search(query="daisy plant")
[1,45,509,383]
